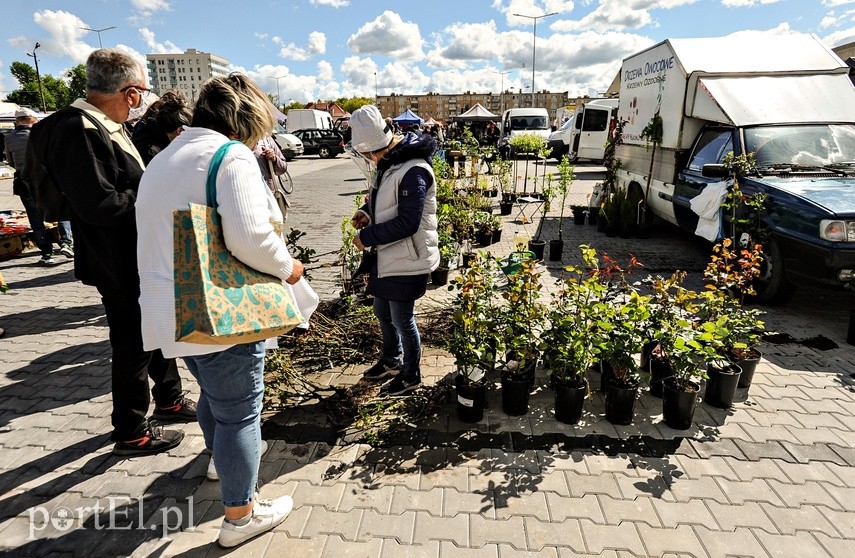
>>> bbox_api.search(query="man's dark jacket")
[48,100,144,292]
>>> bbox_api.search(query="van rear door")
[573,106,613,161]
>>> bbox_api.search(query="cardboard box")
[0,234,24,260]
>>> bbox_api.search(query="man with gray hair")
[47,48,194,456]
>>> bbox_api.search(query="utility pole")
[513,12,556,108]
[26,42,46,112]
[495,70,511,114]
[274,75,287,111]
[80,26,117,49]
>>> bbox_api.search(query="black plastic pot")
[662,379,699,430]
[492,228,503,244]
[461,252,476,269]
[476,231,493,247]
[499,202,513,216]
[588,211,598,226]
[430,267,449,286]
[455,375,487,423]
[598,360,615,393]
[548,239,564,261]
[649,358,671,398]
[704,362,742,409]
[604,377,638,425]
[501,372,533,416]
[728,348,761,389]
[554,377,588,424]
[528,239,546,260]
[572,208,586,225]
[604,225,617,237]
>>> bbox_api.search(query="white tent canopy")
[451,103,499,121]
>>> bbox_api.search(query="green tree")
[337,96,373,113]
[10,61,36,85]
[65,64,86,102]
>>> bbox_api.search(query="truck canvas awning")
[689,73,855,126]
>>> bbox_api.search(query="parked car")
[273,124,304,161]
[292,128,344,159]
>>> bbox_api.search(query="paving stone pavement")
[1,157,854,557]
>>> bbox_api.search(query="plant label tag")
[457,395,474,408]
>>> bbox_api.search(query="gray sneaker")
[59,243,74,258]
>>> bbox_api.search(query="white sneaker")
[207,440,268,481]
[217,495,293,548]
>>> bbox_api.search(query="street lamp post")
[26,42,46,112]
[513,12,556,108]
[274,75,287,110]
[374,72,378,105]
[80,26,117,49]
[495,70,511,114]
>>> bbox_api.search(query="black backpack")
[23,107,111,222]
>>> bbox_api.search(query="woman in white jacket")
[136,74,301,549]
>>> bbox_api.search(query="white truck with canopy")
[615,34,855,302]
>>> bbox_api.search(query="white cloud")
[310,0,349,7]
[430,21,502,62]
[275,31,327,61]
[724,22,795,38]
[823,0,855,6]
[317,60,334,81]
[130,0,171,15]
[721,0,782,7]
[492,0,576,26]
[347,11,425,61]
[824,24,855,47]
[551,0,696,33]
[7,10,94,64]
[139,28,181,54]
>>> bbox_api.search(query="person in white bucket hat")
[349,105,440,396]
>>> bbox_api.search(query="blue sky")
[3,0,854,104]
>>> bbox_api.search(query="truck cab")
[615,34,855,303]
[548,98,618,162]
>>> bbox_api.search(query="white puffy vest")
[373,159,440,277]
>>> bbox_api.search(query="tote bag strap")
[205,140,244,218]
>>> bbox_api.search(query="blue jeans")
[373,297,421,380]
[20,196,72,256]
[183,342,265,508]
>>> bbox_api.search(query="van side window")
[687,129,733,172]
[582,109,609,132]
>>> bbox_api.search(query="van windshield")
[745,124,855,168]
[559,116,575,131]
[510,116,549,131]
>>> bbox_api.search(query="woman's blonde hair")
[192,73,275,147]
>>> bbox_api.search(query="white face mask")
[345,142,378,184]
[125,87,152,122]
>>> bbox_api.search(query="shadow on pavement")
[0,303,106,339]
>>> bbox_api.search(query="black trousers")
[98,286,183,441]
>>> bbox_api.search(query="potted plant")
[600,188,624,237]
[589,252,649,425]
[527,174,554,260]
[702,237,766,392]
[446,254,501,422]
[494,158,516,213]
[571,205,587,225]
[544,245,604,423]
[549,156,576,261]
[497,258,545,416]
[474,210,494,247]
[432,225,457,287]
[509,133,547,195]
[488,214,503,244]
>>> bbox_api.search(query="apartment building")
[376,90,568,123]
[146,48,230,100]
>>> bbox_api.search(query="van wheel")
[318,146,331,159]
[753,237,796,305]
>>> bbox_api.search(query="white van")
[498,107,551,157]
[285,109,333,133]
[547,98,618,162]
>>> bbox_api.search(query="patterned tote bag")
[173,141,303,344]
